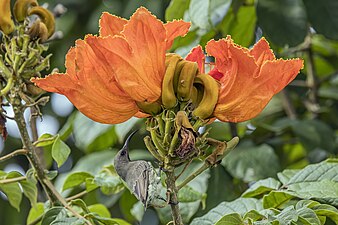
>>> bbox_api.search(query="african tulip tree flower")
[186,36,304,123]
[32,7,190,124]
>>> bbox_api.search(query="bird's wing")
[128,162,151,207]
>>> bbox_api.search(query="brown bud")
[25,82,45,97]
[28,6,55,38]
[28,19,49,42]
[13,0,38,22]
[0,0,15,35]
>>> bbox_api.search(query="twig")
[66,187,99,202]
[177,137,239,190]
[0,149,28,162]
[175,159,192,180]
[280,90,297,120]
[0,176,26,184]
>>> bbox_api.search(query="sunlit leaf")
[52,136,71,167]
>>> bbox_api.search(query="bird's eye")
[120,150,126,156]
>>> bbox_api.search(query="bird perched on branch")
[114,130,163,208]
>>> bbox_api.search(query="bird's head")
[114,130,138,177]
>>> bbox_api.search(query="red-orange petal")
[99,12,127,37]
[164,20,191,50]
[206,37,303,123]
[186,45,205,73]
[249,37,275,65]
[87,7,166,103]
[33,39,138,124]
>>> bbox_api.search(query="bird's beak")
[122,129,139,150]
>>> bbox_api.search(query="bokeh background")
[1,0,338,224]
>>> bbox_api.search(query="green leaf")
[312,204,338,223]
[287,160,338,184]
[297,207,321,225]
[218,5,256,47]
[303,0,338,40]
[274,206,298,224]
[72,112,117,152]
[52,136,71,167]
[165,0,190,20]
[215,213,244,225]
[291,120,335,152]
[36,133,57,147]
[62,172,94,191]
[41,207,67,225]
[94,166,124,195]
[242,178,281,198]
[190,198,262,225]
[262,191,295,209]
[90,215,131,225]
[189,0,211,29]
[50,217,85,225]
[243,210,266,221]
[0,172,23,211]
[20,178,38,207]
[178,185,207,203]
[222,143,280,182]
[256,0,307,46]
[88,204,111,218]
[71,199,90,214]
[277,169,300,185]
[27,202,44,225]
[288,180,338,206]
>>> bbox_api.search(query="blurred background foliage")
[0,0,338,224]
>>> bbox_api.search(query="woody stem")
[165,170,183,225]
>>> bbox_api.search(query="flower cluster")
[33,7,303,125]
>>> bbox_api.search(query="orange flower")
[32,7,190,124]
[186,36,303,123]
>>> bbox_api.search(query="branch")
[0,149,28,162]
[177,137,239,190]
[165,170,183,225]
[0,176,26,184]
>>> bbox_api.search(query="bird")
[114,130,161,208]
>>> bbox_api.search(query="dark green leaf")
[222,143,280,182]
[41,207,67,225]
[178,185,207,203]
[256,0,307,46]
[303,0,338,40]
[218,5,256,47]
[52,136,71,167]
[291,120,335,152]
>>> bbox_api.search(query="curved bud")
[136,101,162,115]
[28,6,55,38]
[13,0,38,22]
[0,0,15,35]
[192,74,219,119]
[177,61,198,101]
[25,82,45,97]
[162,54,182,109]
[28,19,48,42]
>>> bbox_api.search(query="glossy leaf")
[27,202,44,225]
[242,178,281,198]
[52,136,71,167]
